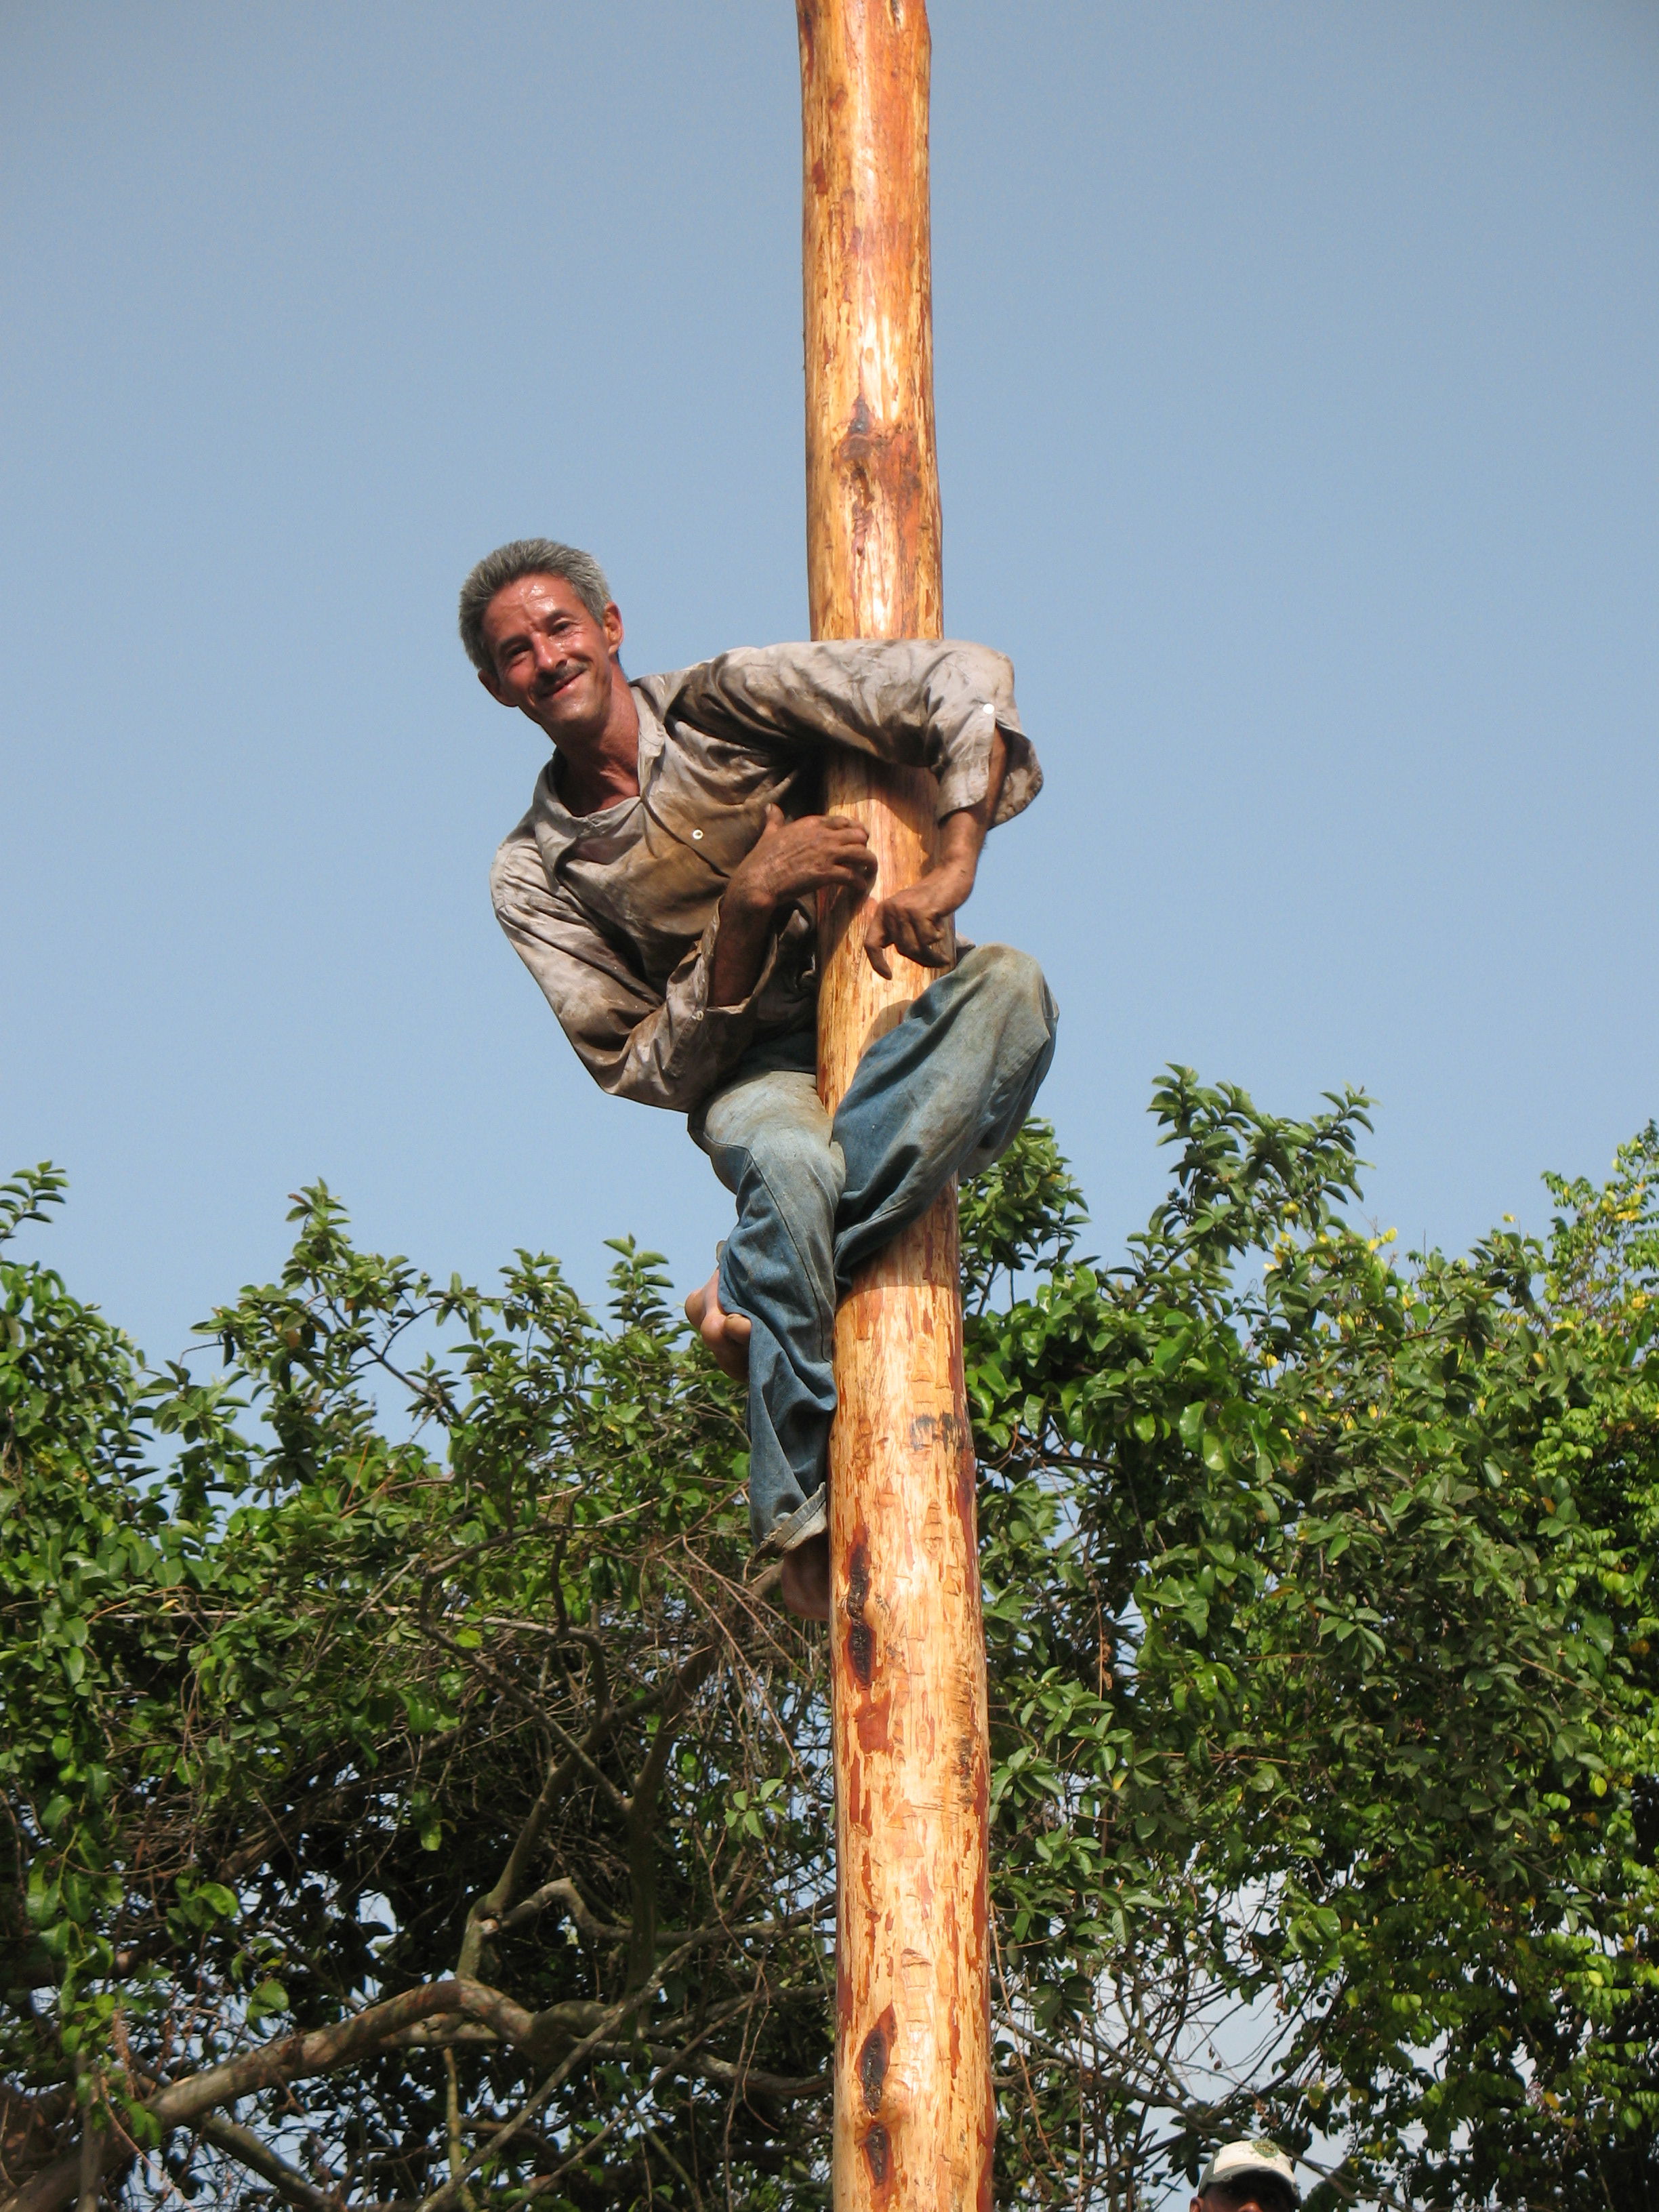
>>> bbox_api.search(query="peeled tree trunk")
[797,4,994,2207]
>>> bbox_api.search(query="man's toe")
[710,1311,750,1379]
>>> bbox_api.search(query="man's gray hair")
[458,538,612,674]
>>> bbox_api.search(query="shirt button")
[691,829,704,840]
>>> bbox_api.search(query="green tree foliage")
[0,1084,1654,2210]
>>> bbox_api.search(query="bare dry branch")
[2,1982,535,2212]
[197,2110,341,2212]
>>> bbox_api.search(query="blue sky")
[3,1,1656,1369]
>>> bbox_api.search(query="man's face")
[1193,2182,1296,2212]
[477,574,624,741]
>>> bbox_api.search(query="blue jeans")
[689,945,1058,1544]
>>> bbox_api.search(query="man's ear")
[603,601,625,657]
[477,663,509,707]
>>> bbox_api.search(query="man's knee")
[724,1119,844,1337]
[958,943,1056,1027]
[746,1121,843,1214]
[698,1070,831,1172]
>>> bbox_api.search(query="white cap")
[1197,2139,1299,2200]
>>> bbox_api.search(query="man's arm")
[861,726,1007,979]
[708,729,1008,1005]
[679,639,1031,1004]
[670,640,1041,830]
[491,830,779,1110]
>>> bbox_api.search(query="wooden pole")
[797,5,994,2208]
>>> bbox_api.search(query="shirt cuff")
[653,904,787,1097]
[934,703,1044,826]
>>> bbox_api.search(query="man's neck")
[550,665,642,816]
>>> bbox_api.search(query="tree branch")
[441,2050,476,2212]
[197,2112,340,2212]
[409,1926,731,2212]
[1,1982,535,2212]
[623,1626,724,1989]
[638,2046,828,2102]
[455,1732,611,1982]
[477,1877,626,1946]
[72,2061,100,2212]
[512,2009,776,2202]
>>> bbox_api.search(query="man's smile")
[535,661,586,701]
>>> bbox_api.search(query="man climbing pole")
[464,539,1056,1621]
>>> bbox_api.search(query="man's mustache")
[533,659,585,697]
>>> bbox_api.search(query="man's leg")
[689,1033,843,1608]
[688,951,1054,1620]
[831,943,1058,1289]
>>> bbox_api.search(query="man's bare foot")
[684,1267,752,1381]
[779,1532,831,1622]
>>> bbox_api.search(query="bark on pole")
[797,4,994,2207]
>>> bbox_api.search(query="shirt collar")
[632,679,668,783]
[530,680,663,846]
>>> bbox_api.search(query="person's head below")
[1190,2138,1300,2212]
[459,537,629,748]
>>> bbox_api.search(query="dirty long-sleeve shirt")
[489,638,1042,1112]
